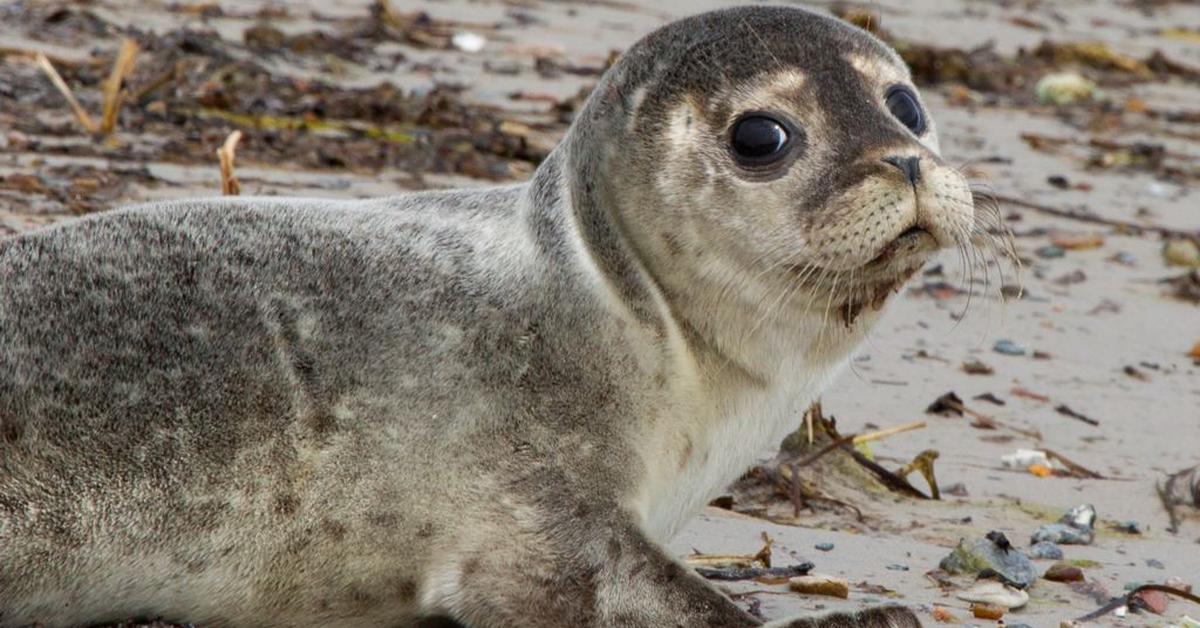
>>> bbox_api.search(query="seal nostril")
[882,156,921,185]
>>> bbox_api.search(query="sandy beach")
[2,0,1198,625]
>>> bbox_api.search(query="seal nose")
[881,156,921,185]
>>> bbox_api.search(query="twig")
[217,130,244,196]
[1054,404,1099,427]
[35,52,98,134]
[1042,448,1104,479]
[853,421,926,445]
[847,449,931,499]
[994,194,1200,239]
[940,396,1042,440]
[1076,584,1200,622]
[99,39,139,136]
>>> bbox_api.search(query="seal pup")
[0,6,1001,627]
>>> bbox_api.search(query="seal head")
[562,7,997,364]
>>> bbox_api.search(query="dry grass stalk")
[217,130,244,196]
[100,39,139,136]
[34,52,98,134]
[852,421,927,445]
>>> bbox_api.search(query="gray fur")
[0,6,948,627]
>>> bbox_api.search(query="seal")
[0,6,1002,627]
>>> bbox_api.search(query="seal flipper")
[764,606,923,627]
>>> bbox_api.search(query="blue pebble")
[1036,245,1065,258]
[815,543,834,552]
[993,339,1026,356]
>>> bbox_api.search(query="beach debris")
[993,339,1026,356]
[1042,449,1104,479]
[957,579,1030,609]
[1158,464,1200,533]
[685,535,771,569]
[970,603,1005,620]
[974,392,1006,406]
[962,359,994,375]
[939,536,1037,588]
[1055,404,1099,426]
[1166,577,1193,593]
[1050,232,1105,250]
[1030,541,1064,560]
[34,52,98,135]
[217,130,244,196]
[1045,563,1085,582]
[696,563,813,583]
[1035,72,1098,106]
[894,449,940,499]
[1171,272,1200,304]
[451,32,487,53]
[852,421,927,445]
[788,574,849,599]
[943,482,968,497]
[99,38,139,136]
[1032,504,1096,545]
[1002,449,1051,471]
[930,606,957,623]
[814,543,834,552]
[927,392,966,416]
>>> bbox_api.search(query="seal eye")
[885,86,926,135]
[730,115,791,166]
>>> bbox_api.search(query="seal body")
[0,6,995,627]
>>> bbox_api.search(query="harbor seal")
[0,5,998,627]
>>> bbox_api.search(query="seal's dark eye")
[885,86,926,135]
[730,115,791,166]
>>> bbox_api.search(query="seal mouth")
[867,225,936,268]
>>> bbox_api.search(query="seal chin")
[866,225,938,269]
[833,228,938,326]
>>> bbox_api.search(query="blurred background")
[1,0,1198,624]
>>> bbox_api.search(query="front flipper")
[764,606,923,627]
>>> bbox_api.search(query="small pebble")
[814,542,834,552]
[971,603,1005,620]
[1030,541,1064,560]
[1036,245,1065,258]
[1164,238,1200,268]
[1109,251,1137,266]
[1146,558,1165,569]
[885,564,909,571]
[1044,562,1084,582]
[1134,589,1169,615]
[993,339,1026,356]
[1047,175,1070,189]
[1113,520,1143,534]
